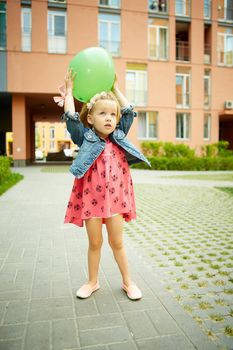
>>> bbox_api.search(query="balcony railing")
[175,0,191,17]
[126,89,147,107]
[99,40,120,56]
[176,93,190,108]
[176,41,190,61]
[204,43,211,64]
[217,50,233,66]
[149,44,168,60]
[48,35,66,54]
[148,0,168,14]
[218,6,233,22]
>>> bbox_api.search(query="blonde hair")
[80,91,121,128]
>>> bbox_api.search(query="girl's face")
[87,99,118,139]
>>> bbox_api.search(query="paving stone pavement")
[0,167,232,350]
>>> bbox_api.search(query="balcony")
[148,0,168,14]
[126,89,147,107]
[99,40,120,56]
[204,43,211,64]
[175,0,191,17]
[176,93,190,108]
[218,6,233,22]
[176,41,190,61]
[149,44,168,60]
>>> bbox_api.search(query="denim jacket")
[61,106,151,178]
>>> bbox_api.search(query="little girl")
[57,70,150,300]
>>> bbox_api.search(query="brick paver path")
[0,167,232,350]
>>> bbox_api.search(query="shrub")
[0,156,11,184]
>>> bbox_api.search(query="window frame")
[217,32,233,66]
[138,111,158,140]
[98,13,120,56]
[204,113,211,140]
[21,7,32,52]
[176,73,191,109]
[47,10,67,54]
[148,24,168,60]
[126,69,148,107]
[176,112,190,140]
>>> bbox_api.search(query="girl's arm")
[62,70,85,147]
[112,81,137,136]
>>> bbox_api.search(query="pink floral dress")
[64,138,136,227]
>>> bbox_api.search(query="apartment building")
[0,0,233,166]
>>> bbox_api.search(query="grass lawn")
[40,166,70,173]
[161,173,233,182]
[215,187,233,196]
[0,173,24,196]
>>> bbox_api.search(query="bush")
[201,141,233,157]
[131,156,233,171]
[0,156,23,195]
[0,156,11,184]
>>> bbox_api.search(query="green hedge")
[0,156,11,184]
[132,156,233,171]
[0,156,23,195]
[132,141,233,171]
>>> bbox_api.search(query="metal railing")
[149,44,168,60]
[217,50,233,66]
[176,93,190,108]
[176,41,190,61]
[204,43,211,64]
[126,89,147,107]
[48,35,67,54]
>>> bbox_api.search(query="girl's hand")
[64,69,76,95]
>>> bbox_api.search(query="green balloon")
[69,47,115,103]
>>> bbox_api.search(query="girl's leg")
[85,218,103,286]
[105,214,132,287]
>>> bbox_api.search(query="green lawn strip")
[40,166,70,173]
[0,173,24,196]
[215,187,233,196]
[161,173,233,181]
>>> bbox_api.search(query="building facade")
[0,0,233,166]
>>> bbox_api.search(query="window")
[0,3,6,50]
[50,126,55,139]
[218,32,233,66]
[175,0,190,16]
[21,8,31,52]
[42,127,45,139]
[138,112,158,139]
[176,73,190,108]
[126,69,147,107]
[49,141,55,151]
[99,0,120,8]
[48,10,66,54]
[99,13,120,55]
[176,113,190,139]
[204,0,211,18]
[218,0,233,22]
[204,113,211,140]
[148,0,168,13]
[204,70,211,109]
[148,23,168,60]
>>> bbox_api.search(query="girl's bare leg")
[105,215,132,287]
[85,218,103,286]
